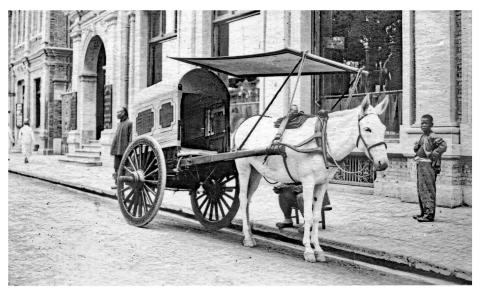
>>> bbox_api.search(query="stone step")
[89,140,100,144]
[73,149,102,156]
[58,157,102,167]
[66,153,101,161]
[82,144,102,151]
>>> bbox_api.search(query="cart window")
[205,105,225,136]
[159,102,174,128]
[136,109,154,135]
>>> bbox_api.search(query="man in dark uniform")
[413,114,447,222]
[273,183,331,230]
[111,106,133,184]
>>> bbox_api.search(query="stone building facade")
[8,10,72,155]
[63,10,471,207]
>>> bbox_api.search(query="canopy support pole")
[237,56,304,150]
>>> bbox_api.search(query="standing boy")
[413,114,447,222]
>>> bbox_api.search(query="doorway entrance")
[95,43,106,139]
[83,35,107,141]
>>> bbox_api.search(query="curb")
[9,168,472,284]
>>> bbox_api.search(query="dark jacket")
[110,119,133,156]
[414,131,447,174]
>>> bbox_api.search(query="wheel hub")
[203,179,221,202]
[130,170,145,189]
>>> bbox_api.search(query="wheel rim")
[117,137,165,224]
[194,173,238,223]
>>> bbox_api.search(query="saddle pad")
[273,112,315,129]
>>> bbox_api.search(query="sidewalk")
[8,153,472,282]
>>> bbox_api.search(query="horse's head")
[356,95,389,171]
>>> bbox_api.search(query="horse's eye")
[364,127,372,133]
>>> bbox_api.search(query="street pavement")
[8,153,472,280]
[8,174,428,285]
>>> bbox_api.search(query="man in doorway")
[413,114,447,222]
[111,106,133,184]
[19,120,35,163]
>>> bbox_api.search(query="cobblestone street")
[8,153,472,280]
[9,174,428,285]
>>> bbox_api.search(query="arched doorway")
[83,35,107,140]
[95,43,106,139]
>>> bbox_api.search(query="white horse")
[233,95,389,262]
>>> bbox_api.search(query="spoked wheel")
[190,170,240,231]
[117,135,166,227]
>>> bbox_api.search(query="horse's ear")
[374,95,390,115]
[360,94,371,114]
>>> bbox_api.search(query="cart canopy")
[169,48,366,78]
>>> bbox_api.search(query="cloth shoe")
[412,214,423,220]
[417,215,434,222]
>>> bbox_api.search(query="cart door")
[181,93,229,152]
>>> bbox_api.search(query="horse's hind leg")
[312,183,328,262]
[235,159,256,247]
[243,166,262,247]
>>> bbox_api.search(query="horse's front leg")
[301,178,316,262]
[235,160,255,247]
[311,183,328,262]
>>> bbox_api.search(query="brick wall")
[49,11,68,48]
[375,155,472,207]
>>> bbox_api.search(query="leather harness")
[268,111,387,183]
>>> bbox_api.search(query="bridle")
[355,113,388,162]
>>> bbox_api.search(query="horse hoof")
[243,238,256,247]
[304,251,317,263]
[315,251,327,262]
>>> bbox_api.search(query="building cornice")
[43,47,73,58]
[9,47,73,67]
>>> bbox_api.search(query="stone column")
[37,64,50,154]
[78,74,97,144]
[459,11,472,206]
[66,18,83,153]
[100,12,119,168]
[132,11,148,97]
[412,11,459,135]
[128,12,136,106]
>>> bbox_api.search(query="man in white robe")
[8,125,15,161]
[19,121,35,163]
